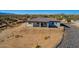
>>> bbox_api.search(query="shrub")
[36,45,41,48]
[44,36,50,40]
[0,40,4,42]
[15,35,23,38]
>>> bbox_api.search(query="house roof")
[28,18,60,22]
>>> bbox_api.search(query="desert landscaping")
[0,23,64,48]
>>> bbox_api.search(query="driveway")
[58,24,79,48]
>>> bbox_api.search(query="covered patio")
[33,22,48,27]
[27,18,60,28]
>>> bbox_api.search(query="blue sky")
[0,10,79,14]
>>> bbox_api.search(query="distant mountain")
[0,12,14,15]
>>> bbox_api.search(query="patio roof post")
[39,22,41,27]
[47,22,49,28]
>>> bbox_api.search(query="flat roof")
[28,18,60,22]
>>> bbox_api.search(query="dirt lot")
[0,23,64,48]
[72,23,79,28]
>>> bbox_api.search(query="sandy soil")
[0,23,64,48]
[71,23,79,28]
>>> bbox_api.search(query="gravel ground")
[58,24,79,48]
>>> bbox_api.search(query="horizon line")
[0,10,79,15]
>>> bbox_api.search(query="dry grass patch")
[0,23,64,48]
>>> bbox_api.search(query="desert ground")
[58,23,79,48]
[72,23,79,28]
[0,23,64,48]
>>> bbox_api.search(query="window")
[28,22,32,24]
[33,22,40,27]
[41,22,47,27]
[49,21,57,28]
[37,22,39,24]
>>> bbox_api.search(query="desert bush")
[44,36,50,40]
[0,40,4,42]
[36,45,41,48]
[15,35,23,38]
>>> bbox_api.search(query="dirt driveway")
[58,24,79,48]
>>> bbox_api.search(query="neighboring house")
[26,18,61,28]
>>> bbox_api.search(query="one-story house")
[26,18,61,28]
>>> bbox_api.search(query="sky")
[0,10,79,14]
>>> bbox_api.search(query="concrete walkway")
[58,24,79,48]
